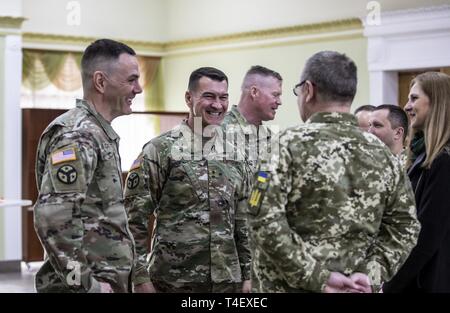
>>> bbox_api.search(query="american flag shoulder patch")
[129,157,142,171]
[51,147,77,165]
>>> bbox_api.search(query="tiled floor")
[0,262,42,293]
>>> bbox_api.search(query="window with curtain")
[21,49,164,169]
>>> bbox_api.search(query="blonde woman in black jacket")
[384,72,450,293]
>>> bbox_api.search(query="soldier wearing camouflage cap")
[33,39,142,292]
[248,51,420,293]
[124,67,251,293]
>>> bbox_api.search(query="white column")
[368,71,398,106]
[0,34,23,261]
[364,5,450,108]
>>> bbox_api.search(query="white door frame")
[364,5,450,106]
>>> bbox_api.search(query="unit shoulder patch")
[248,171,271,216]
[56,165,78,184]
[126,172,140,190]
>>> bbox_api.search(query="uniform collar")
[307,111,358,127]
[76,99,120,142]
[230,105,252,128]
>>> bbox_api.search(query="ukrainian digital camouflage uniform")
[248,112,420,293]
[397,149,408,170]
[124,120,251,290]
[33,99,135,293]
[222,105,274,176]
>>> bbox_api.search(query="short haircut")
[188,67,228,92]
[374,104,409,141]
[245,65,282,81]
[81,39,136,89]
[301,51,357,103]
[354,104,376,115]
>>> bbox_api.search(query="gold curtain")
[137,56,164,110]
[22,50,164,109]
[22,50,82,91]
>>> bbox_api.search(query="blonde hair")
[411,72,450,169]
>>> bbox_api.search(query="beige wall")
[163,36,369,129]
[17,0,449,42]
[22,0,167,41]
[165,0,449,41]
[0,1,22,16]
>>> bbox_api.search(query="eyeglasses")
[293,80,307,96]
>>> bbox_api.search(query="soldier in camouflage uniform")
[368,104,409,169]
[222,65,282,175]
[248,51,420,293]
[124,67,251,293]
[33,39,142,293]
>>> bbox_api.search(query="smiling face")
[104,53,142,119]
[253,76,282,122]
[186,76,229,127]
[405,82,431,131]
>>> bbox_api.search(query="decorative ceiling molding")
[0,16,26,35]
[0,16,26,28]
[22,33,165,55]
[165,18,362,50]
[22,18,362,55]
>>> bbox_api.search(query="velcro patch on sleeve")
[51,147,77,165]
[129,157,142,171]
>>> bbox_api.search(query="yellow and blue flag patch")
[257,171,268,183]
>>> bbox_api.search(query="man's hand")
[242,280,251,293]
[323,272,366,293]
[100,282,113,293]
[349,272,372,293]
[134,282,157,293]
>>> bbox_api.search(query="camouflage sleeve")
[33,132,102,293]
[355,161,420,290]
[248,143,330,292]
[124,142,166,285]
[234,164,251,281]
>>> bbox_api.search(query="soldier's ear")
[394,127,404,141]
[305,81,315,103]
[185,91,193,109]
[93,71,106,94]
[250,86,258,99]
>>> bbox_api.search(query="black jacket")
[383,145,450,292]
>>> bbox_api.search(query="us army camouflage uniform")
[248,112,420,293]
[33,99,135,293]
[124,120,251,291]
[222,105,275,176]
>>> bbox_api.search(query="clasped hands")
[324,272,373,293]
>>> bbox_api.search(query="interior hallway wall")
[162,36,369,129]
